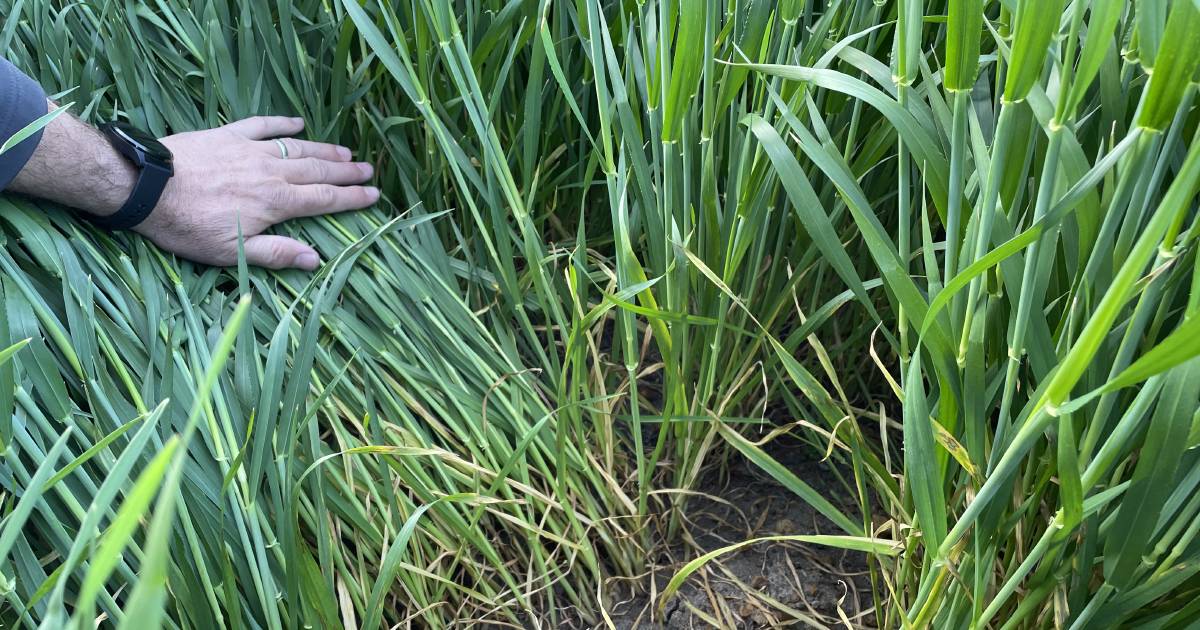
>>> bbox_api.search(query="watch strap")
[87,162,171,230]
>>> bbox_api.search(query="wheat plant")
[1,0,1198,628]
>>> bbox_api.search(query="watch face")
[108,122,173,163]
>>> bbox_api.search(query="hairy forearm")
[8,101,136,218]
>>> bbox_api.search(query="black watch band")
[88,162,173,230]
[90,122,175,231]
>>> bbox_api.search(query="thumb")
[242,235,321,271]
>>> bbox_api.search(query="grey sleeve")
[0,57,47,191]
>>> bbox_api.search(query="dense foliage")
[1,0,1199,627]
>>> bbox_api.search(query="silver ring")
[274,138,290,159]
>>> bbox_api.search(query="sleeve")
[0,57,48,191]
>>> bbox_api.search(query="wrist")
[84,143,140,218]
[8,107,141,219]
[88,122,176,230]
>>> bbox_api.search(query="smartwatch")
[92,121,174,230]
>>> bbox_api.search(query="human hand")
[139,116,378,270]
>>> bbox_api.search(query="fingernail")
[359,162,374,177]
[291,117,305,126]
[294,252,320,270]
[337,146,352,161]
[367,186,381,201]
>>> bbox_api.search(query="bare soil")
[604,440,875,629]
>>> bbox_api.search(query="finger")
[278,184,380,219]
[279,158,374,185]
[223,116,305,140]
[242,235,321,271]
[265,138,354,162]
